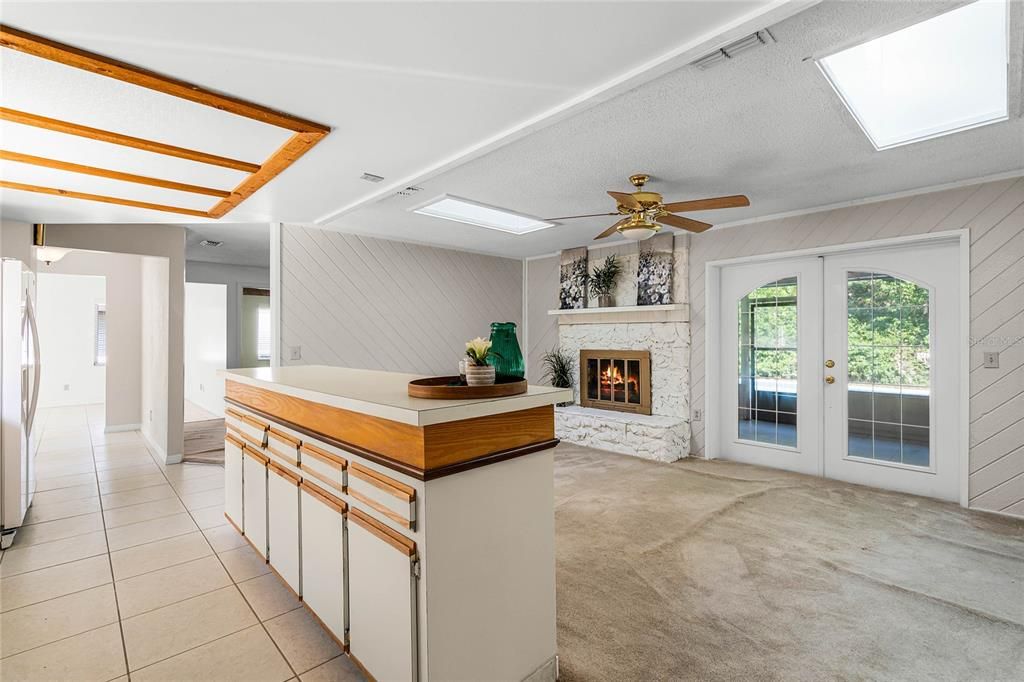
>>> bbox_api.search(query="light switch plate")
[983,351,999,368]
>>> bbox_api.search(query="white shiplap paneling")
[688,177,1024,518]
[281,225,523,377]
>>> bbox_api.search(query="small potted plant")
[589,254,622,308]
[465,337,500,386]
[541,348,575,406]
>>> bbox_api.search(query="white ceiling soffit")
[322,0,1024,258]
[184,223,270,268]
[0,0,812,225]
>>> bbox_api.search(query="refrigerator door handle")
[24,296,41,439]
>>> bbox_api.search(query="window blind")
[256,306,271,361]
[94,304,107,366]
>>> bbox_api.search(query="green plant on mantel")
[542,348,575,406]
[588,254,623,299]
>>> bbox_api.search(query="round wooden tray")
[408,375,528,399]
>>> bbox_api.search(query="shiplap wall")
[281,225,523,376]
[689,177,1024,518]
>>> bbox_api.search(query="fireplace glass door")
[581,350,651,415]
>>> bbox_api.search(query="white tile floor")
[0,404,364,682]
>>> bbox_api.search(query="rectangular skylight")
[411,194,555,235]
[818,0,1008,150]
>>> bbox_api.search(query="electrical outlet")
[63,384,70,392]
[983,352,1000,368]
[289,346,302,361]
[149,409,153,422]
[200,383,204,392]
[693,408,703,422]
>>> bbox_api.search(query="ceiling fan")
[548,174,750,241]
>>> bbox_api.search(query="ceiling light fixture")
[35,246,72,265]
[616,215,661,241]
[691,29,775,69]
[817,0,1008,150]
[411,195,556,235]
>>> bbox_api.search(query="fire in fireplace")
[580,350,652,415]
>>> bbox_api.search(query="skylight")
[412,195,555,235]
[818,0,1008,150]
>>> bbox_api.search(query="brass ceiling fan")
[548,174,750,241]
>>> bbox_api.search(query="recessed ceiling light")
[817,0,1008,150]
[411,195,555,235]
[200,240,223,247]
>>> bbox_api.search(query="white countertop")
[219,365,572,427]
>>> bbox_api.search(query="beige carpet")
[553,444,1024,681]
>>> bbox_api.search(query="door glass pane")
[737,277,797,447]
[846,272,930,466]
[627,360,641,404]
[613,359,626,402]
[587,359,599,400]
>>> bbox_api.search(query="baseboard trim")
[105,423,142,433]
[140,428,182,465]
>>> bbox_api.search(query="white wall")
[280,225,522,375]
[184,282,227,417]
[43,251,143,430]
[35,274,106,408]
[47,224,185,461]
[141,256,170,460]
[185,261,270,369]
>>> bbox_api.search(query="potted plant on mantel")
[589,254,622,308]
[465,337,501,386]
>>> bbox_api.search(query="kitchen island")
[218,366,571,682]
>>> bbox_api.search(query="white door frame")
[704,229,970,507]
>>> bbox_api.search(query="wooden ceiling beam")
[0,180,211,218]
[1,108,261,173]
[0,150,231,197]
[0,25,330,134]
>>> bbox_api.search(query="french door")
[718,239,962,501]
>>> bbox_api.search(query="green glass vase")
[487,322,525,379]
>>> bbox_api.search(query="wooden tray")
[408,375,528,399]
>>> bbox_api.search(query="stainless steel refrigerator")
[1,258,40,549]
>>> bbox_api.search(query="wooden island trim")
[226,380,558,480]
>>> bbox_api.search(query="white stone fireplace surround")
[554,307,691,462]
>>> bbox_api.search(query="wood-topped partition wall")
[0,25,330,218]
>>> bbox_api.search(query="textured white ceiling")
[323,0,1024,257]
[0,0,791,224]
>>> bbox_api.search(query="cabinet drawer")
[300,442,347,497]
[226,407,269,450]
[242,446,269,560]
[267,427,301,474]
[348,462,416,531]
[348,507,418,682]
[224,434,244,532]
[268,462,301,595]
[300,480,347,645]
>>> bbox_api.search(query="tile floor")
[0,404,364,682]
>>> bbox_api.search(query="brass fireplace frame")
[579,349,652,415]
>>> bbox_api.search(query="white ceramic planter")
[465,364,496,386]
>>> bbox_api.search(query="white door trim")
[703,229,970,507]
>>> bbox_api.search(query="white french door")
[717,238,962,501]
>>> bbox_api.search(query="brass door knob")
[825,359,835,368]
[825,376,835,384]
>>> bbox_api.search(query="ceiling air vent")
[691,29,776,70]
[395,186,423,197]
[199,240,223,247]
[360,172,385,183]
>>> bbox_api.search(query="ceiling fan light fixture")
[617,217,659,241]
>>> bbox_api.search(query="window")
[817,0,1008,149]
[94,304,107,366]
[256,306,271,361]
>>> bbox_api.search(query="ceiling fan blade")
[594,217,630,240]
[661,194,750,213]
[607,191,642,211]
[544,212,619,221]
[657,213,713,233]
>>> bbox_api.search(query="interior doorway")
[241,287,271,368]
[709,234,967,503]
[184,281,227,462]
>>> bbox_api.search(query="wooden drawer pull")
[225,407,246,421]
[269,461,300,485]
[267,444,299,468]
[242,414,269,431]
[268,427,301,448]
[300,442,347,470]
[243,446,269,465]
[301,479,347,515]
[349,508,415,557]
[350,462,415,502]
[301,466,345,496]
[225,433,244,449]
[349,490,413,530]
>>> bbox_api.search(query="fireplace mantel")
[547,303,688,325]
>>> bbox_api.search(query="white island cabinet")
[219,365,570,682]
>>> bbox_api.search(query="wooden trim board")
[349,507,416,557]
[0,25,329,218]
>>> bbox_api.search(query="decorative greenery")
[541,348,574,389]
[465,337,500,367]
[588,254,622,299]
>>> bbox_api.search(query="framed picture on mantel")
[559,246,588,309]
[637,233,674,306]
